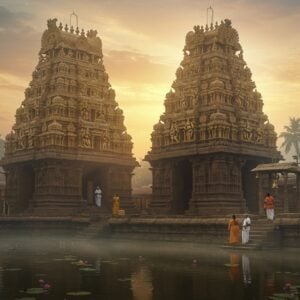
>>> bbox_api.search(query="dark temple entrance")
[172,160,193,214]
[82,167,107,209]
[242,160,259,213]
[19,165,35,212]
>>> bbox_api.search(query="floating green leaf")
[79,268,96,272]
[271,293,291,299]
[66,291,91,296]
[224,264,239,267]
[118,278,131,282]
[26,288,45,295]
[5,268,22,272]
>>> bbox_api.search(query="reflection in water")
[0,266,2,290]
[0,237,299,299]
[242,254,251,285]
[264,273,276,299]
[229,252,240,282]
[131,265,153,300]
[95,258,101,272]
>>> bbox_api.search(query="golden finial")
[206,6,214,26]
[70,12,78,28]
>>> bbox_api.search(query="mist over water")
[0,233,299,300]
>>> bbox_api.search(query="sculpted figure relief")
[81,128,91,148]
[184,119,194,141]
[170,122,180,143]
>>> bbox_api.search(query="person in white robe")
[94,186,102,207]
[242,215,251,244]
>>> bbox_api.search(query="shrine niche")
[1,18,137,214]
[146,19,281,215]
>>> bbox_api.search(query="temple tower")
[2,18,137,214]
[146,19,281,215]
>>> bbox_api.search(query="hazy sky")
[0,0,299,159]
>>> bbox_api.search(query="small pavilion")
[251,162,300,214]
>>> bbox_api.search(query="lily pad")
[26,287,45,295]
[71,262,92,267]
[79,268,97,272]
[66,291,92,296]
[224,264,239,267]
[34,273,46,277]
[4,268,22,272]
[118,278,131,282]
[272,293,291,299]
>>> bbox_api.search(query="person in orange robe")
[264,193,274,221]
[228,215,240,244]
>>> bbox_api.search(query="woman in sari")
[228,215,240,244]
[112,193,120,217]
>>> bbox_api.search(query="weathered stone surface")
[146,19,281,215]
[1,18,137,214]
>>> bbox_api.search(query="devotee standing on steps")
[242,214,251,244]
[112,193,120,217]
[94,186,102,207]
[264,193,274,221]
[228,215,240,245]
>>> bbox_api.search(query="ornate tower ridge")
[146,19,281,215]
[2,18,137,214]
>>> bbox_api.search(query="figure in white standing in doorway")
[94,186,102,207]
[242,214,251,244]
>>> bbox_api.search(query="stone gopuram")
[146,19,281,215]
[2,18,137,214]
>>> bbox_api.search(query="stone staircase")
[76,217,110,240]
[222,217,278,250]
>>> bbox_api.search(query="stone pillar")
[106,166,135,213]
[283,172,289,213]
[4,166,18,214]
[268,173,273,192]
[258,174,264,216]
[149,161,172,214]
[297,173,300,212]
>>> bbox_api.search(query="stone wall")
[0,217,89,236]
[109,217,229,244]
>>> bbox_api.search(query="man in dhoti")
[94,186,102,207]
[242,214,251,244]
[264,193,274,221]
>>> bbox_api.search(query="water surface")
[0,235,299,300]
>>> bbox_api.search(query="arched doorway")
[172,160,193,214]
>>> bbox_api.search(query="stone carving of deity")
[242,124,252,141]
[184,119,194,141]
[170,123,180,143]
[81,129,91,147]
[102,134,109,150]
[81,107,89,121]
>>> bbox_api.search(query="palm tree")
[279,117,300,158]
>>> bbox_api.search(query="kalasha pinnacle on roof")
[2,18,137,214]
[146,19,281,215]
